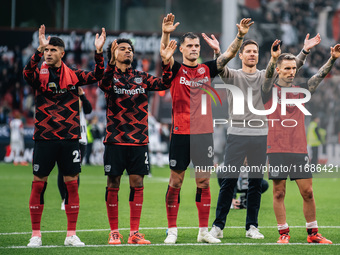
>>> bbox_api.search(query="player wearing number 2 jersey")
[98,38,176,245]
[23,25,106,247]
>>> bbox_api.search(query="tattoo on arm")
[214,51,221,60]
[295,51,307,71]
[216,55,232,71]
[262,60,276,92]
[308,57,336,93]
[216,37,243,71]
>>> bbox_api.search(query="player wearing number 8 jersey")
[262,40,340,244]
[98,38,176,245]
[23,25,106,247]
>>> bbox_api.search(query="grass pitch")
[0,163,339,254]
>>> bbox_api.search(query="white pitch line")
[1,226,340,236]
[1,243,339,249]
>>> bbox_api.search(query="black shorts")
[169,133,214,171]
[268,153,312,180]
[104,144,149,176]
[32,140,81,177]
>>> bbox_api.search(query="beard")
[123,59,132,65]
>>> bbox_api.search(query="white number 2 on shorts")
[145,152,149,164]
[73,150,81,163]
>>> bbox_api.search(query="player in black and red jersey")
[23,24,106,247]
[262,40,340,244]
[160,13,254,244]
[99,38,177,245]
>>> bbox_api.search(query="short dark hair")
[240,39,259,53]
[107,38,134,61]
[179,32,199,45]
[277,53,296,66]
[49,37,65,49]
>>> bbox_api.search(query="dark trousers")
[311,146,318,166]
[58,143,86,199]
[213,134,267,230]
[86,142,93,165]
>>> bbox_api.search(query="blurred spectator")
[9,111,28,165]
[1,0,340,165]
[0,104,10,124]
[86,116,102,165]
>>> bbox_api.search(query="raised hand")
[202,33,220,54]
[303,33,321,52]
[236,18,254,37]
[160,40,177,65]
[271,39,281,59]
[330,44,340,60]
[263,39,281,92]
[38,25,50,52]
[95,27,106,53]
[307,43,340,93]
[109,40,118,65]
[162,13,180,34]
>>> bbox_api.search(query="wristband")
[237,36,244,40]
[302,49,310,55]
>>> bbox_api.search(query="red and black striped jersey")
[23,50,104,140]
[98,63,172,145]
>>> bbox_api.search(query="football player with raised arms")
[204,31,321,239]
[99,37,177,245]
[262,39,340,244]
[161,13,254,244]
[23,24,106,247]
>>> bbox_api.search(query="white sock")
[277,223,289,231]
[306,221,318,229]
[199,227,208,233]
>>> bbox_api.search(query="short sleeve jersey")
[170,60,219,135]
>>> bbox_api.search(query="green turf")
[0,163,339,254]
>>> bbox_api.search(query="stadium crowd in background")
[1,1,340,155]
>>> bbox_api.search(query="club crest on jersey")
[183,69,188,74]
[198,67,205,75]
[113,77,120,83]
[40,68,49,74]
[134,77,143,84]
